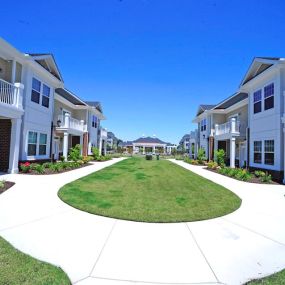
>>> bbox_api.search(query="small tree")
[91,146,100,160]
[68,144,82,161]
[197,148,206,164]
[214,149,225,166]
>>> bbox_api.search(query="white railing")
[215,119,240,136]
[100,127,108,138]
[0,79,23,108]
[57,114,85,132]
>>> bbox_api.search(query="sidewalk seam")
[185,223,220,284]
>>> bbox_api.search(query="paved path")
[1,158,285,285]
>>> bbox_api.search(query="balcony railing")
[215,119,241,136]
[0,79,23,109]
[57,114,86,132]
[99,127,108,138]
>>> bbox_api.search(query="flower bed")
[19,158,93,175]
[206,161,277,184]
[0,180,15,194]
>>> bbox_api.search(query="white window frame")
[253,89,262,114]
[26,130,49,159]
[30,76,51,109]
[264,139,274,165]
[264,82,274,111]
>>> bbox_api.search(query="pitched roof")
[85,101,103,113]
[214,92,248,110]
[119,141,133,147]
[27,53,63,82]
[196,104,216,116]
[55,88,87,106]
[133,136,167,144]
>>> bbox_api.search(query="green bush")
[146,154,153,160]
[214,149,225,166]
[19,162,31,173]
[60,156,65,162]
[197,148,207,164]
[49,163,63,172]
[218,167,252,181]
[43,162,53,169]
[0,180,5,189]
[191,159,199,165]
[68,144,82,162]
[33,164,45,174]
[184,157,192,164]
[261,172,272,183]
[91,147,100,160]
[207,161,219,170]
[254,170,266,178]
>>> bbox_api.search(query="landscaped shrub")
[254,170,266,178]
[191,159,199,165]
[214,149,225,166]
[183,157,192,164]
[68,144,82,161]
[91,147,100,160]
[261,172,272,183]
[82,156,93,164]
[207,161,219,170]
[49,163,63,172]
[146,154,153,160]
[218,167,252,181]
[0,180,5,189]
[19,162,31,173]
[43,162,53,169]
[33,164,45,174]
[60,156,65,162]
[197,148,207,164]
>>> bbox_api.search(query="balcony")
[0,79,24,116]
[214,118,244,138]
[99,127,108,139]
[56,113,87,135]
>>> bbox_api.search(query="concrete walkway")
[0,158,285,285]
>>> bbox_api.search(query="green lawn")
[0,236,70,285]
[246,270,285,285]
[58,157,241,222]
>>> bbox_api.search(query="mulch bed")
[206,168,279,185]
[0,181,15,194]
[20,163,92,175]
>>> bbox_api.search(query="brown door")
[218,140,227,152]
[0,119,11,172]
[71,136,80,147]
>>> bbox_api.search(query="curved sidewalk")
[0,158,285,285]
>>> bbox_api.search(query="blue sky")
[2,0,285,143]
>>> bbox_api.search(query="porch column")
[63,132,69,161]
[99,137,103,156]
[80,134,83,155]
[153,146,156,154]
[11,60,16,84]
[282,115,285,184]
[143,146,145,154]
[230,137,236,168]
[214,139,218,162]
[8,118,22,174]
[14,83,24,108]
[104,140,107,156]
[231,117,237,133]
[133,144,136,154]
[64,113,70,128]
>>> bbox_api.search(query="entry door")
[0,119,11,172]
[239,142,247,168]
[218,141,227,152]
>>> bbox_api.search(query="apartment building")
[193,57,285,182]
[0,38,107,173]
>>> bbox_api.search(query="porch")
[214,138,247,168]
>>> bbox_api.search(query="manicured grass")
[58,157,241,222]
[0,236,70,285]
[246,270,285,284]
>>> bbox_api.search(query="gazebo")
[132,136,167,154]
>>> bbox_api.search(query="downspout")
[50,122,54,162]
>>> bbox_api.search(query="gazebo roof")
[133,137,167,144]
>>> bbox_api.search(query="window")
[264,140,274,165]
[253,141,262,164]
[39,133,47,155]
[200,119,207,131]
[28,131,37,156]
[264,83,274,110]
[31,78,41,104]
[92,115,97,128]
[253,90,262,114]
[42,84,50,108]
